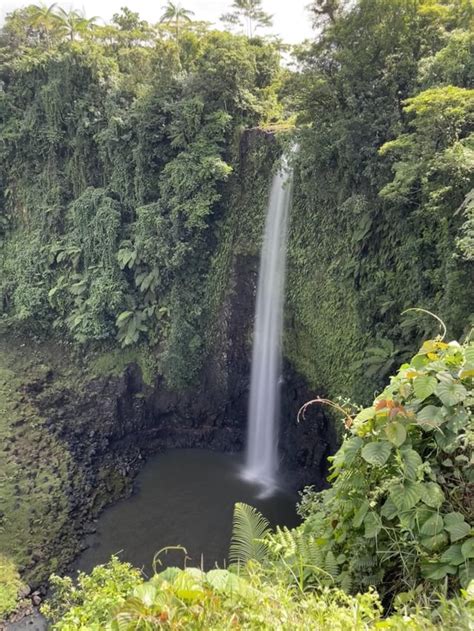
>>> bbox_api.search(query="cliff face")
[0,131,336,590]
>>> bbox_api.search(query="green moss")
[89,345,157,386]
[0,555,25,619]
[0,330,87,586]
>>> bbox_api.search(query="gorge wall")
[0,129,335,592]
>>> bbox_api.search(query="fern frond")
[229,503,270,566]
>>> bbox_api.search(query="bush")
[267,335,473,597]
[44,559,474,630]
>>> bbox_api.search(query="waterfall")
[244,156,293,492]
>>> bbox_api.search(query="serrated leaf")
[420,482,445,509]
[390,481,422,512]
[364,512,382,538]
[401,448,422,481]
[436,381,467,407]
[413,375,437,401]
[343,436,364,466]
[332,436,362,469]
[353,500,369,528]
[444,512,471,543]
[420,513,444,536]
[361,441,392,467]
[384,421,407,447]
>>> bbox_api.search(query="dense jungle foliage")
[286,0,474,401]
[0,0,472,402]
[0,4,284,388]
[0,0,473,627]
[43,335,474,628]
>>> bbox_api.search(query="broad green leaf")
[421,532,448,551]
[116,310,133,324]
[361,441,392,467]
[420,482,445,509]
[380,497,398,520]
[206,569,252,597]
[343,436,364,466]
[413,375,437,401]
[435,429,458,453]
[331,436,363,470]
[354,407,375,423]
[411,354,430,369]
[463,345,474,365]
[436,381,467,407]
[206,569,230,591]
[353,500,369,528]
[364,512,382,538]
[460,365,474,379]
[420,514,444,536]
[444,512,471,542]
[154,567,181,584]
[413,506,436,529]
[461,538,474,559]
[448,408,469,432]
[132,583,157,607]
[440,544,464,566]
[421,562,456,580]
[399,509,417,530]
[416,405,445,429]
[460,565,474,588]
[384,421,407,447]
[390,481,422,512]
[400,448,422,481]
[175,587,206,602]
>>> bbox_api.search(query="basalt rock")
[1,173,337,597]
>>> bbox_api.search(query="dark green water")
[74,449,299,577]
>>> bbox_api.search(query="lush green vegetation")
[286,0,474,401]
[0,555,26,619]
[0,0,472,626]
[0,5,283,389]
[263,334,474,596]
[42,558,474,629]
[0,0,472,398]
[43,335,474,628]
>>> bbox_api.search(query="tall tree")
[55,8,97,42]
[159,1,194,39]
[29,2,60,46]
[311,0,346,25]
[221,0,273,38]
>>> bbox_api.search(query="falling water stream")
[244,157,293,492]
